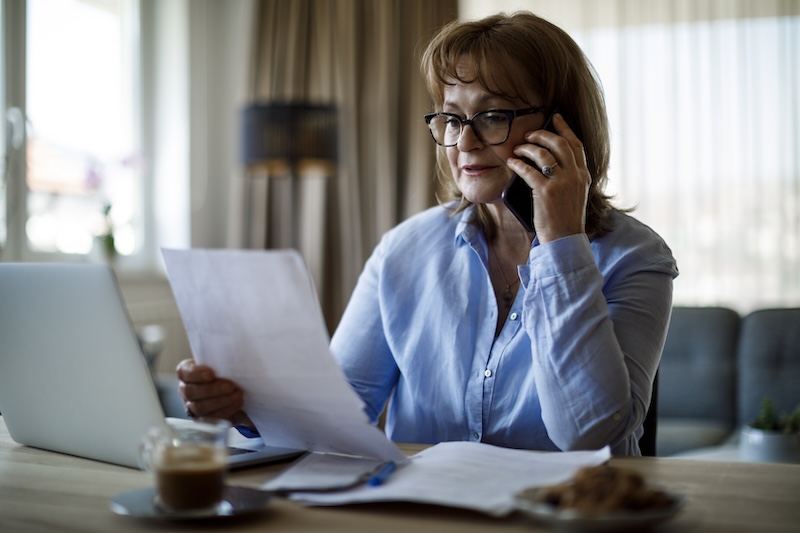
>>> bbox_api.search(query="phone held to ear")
[501,110,560,233]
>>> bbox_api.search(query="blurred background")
[2,0,798,374]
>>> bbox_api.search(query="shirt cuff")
[530,233,593,276]
[519,233,592,286]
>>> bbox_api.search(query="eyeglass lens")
[429,111,511,146]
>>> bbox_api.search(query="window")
[2,0,142,262]
[573,13,800,313]
[461,1,800,313]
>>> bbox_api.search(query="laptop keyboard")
[228,446,257,456]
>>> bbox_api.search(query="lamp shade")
[241,102,338,167]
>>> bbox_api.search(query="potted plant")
[740,397,800,463]
[95,203,118,264]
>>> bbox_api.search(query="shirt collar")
[453,203,541,249]
[454,204,483,248]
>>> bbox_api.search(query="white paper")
[288,442,612,516]
[261,452,386,492]
[161,248,406,464]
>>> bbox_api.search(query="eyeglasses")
[423,107,545,147]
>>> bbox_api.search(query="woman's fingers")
[176,358,214,383]
[184,384,244,419]
[507,114,591,242]
[176,359,248,424]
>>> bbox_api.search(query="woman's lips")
[461,164,496,175]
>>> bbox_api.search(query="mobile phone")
[501,110,559,233]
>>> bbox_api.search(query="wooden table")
[1,417,798,532]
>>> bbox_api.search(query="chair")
[737,308,800,427]
[638,369,658,456]
[657,307,741,456]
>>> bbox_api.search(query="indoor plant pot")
[740,398,800,463]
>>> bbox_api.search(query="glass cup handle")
[138,426,163,472]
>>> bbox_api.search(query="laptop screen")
[0,263,167,468]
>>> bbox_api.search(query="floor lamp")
[240,102,338,250]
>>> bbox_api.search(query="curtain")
[245,0,458,331]
[462,0,800,314]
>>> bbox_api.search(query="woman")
[178,12,678,455]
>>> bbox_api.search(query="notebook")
[0,263,304,469]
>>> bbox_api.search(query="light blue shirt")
[330,205,678,455]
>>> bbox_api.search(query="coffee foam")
[156,445,226,471]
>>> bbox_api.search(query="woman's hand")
[507,113,591,243]
[176,359,254,428]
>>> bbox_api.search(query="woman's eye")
[481,112,507,125]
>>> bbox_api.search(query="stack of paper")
[284,441,611,516]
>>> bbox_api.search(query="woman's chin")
[456,177,508,206]
[460,190,504,206]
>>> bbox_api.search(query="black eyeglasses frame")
[423,107,546,147]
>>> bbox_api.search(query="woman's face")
[442,59,545,206]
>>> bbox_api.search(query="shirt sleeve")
[329,239,400,424]
[519,233,675,455]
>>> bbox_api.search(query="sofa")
[657,307,800,457]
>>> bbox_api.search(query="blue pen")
[367,461,396,486]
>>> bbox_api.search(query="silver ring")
[541,162,558,176]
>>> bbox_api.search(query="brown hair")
[421,11,616,239]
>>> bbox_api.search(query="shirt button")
[613,412,622,421]
[484,369,493,378]
[472,432,480,440]
[510,312,519,321]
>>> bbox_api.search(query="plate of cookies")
[514,464,685,531]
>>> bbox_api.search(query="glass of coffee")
[139,418,231,514]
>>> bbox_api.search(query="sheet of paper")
[161,248,406,464]
[286,441,612,516]
[261,452,386,492]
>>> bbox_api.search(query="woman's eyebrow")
[441,100,465,112]
[442,97,513,114]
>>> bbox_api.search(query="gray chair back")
[659,307,740,426]
[737,308,800,426]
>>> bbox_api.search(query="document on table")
[284,441,612,516]
[161,248,407,464]
[261,452,388,492]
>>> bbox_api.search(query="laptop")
[0,263,304,469]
